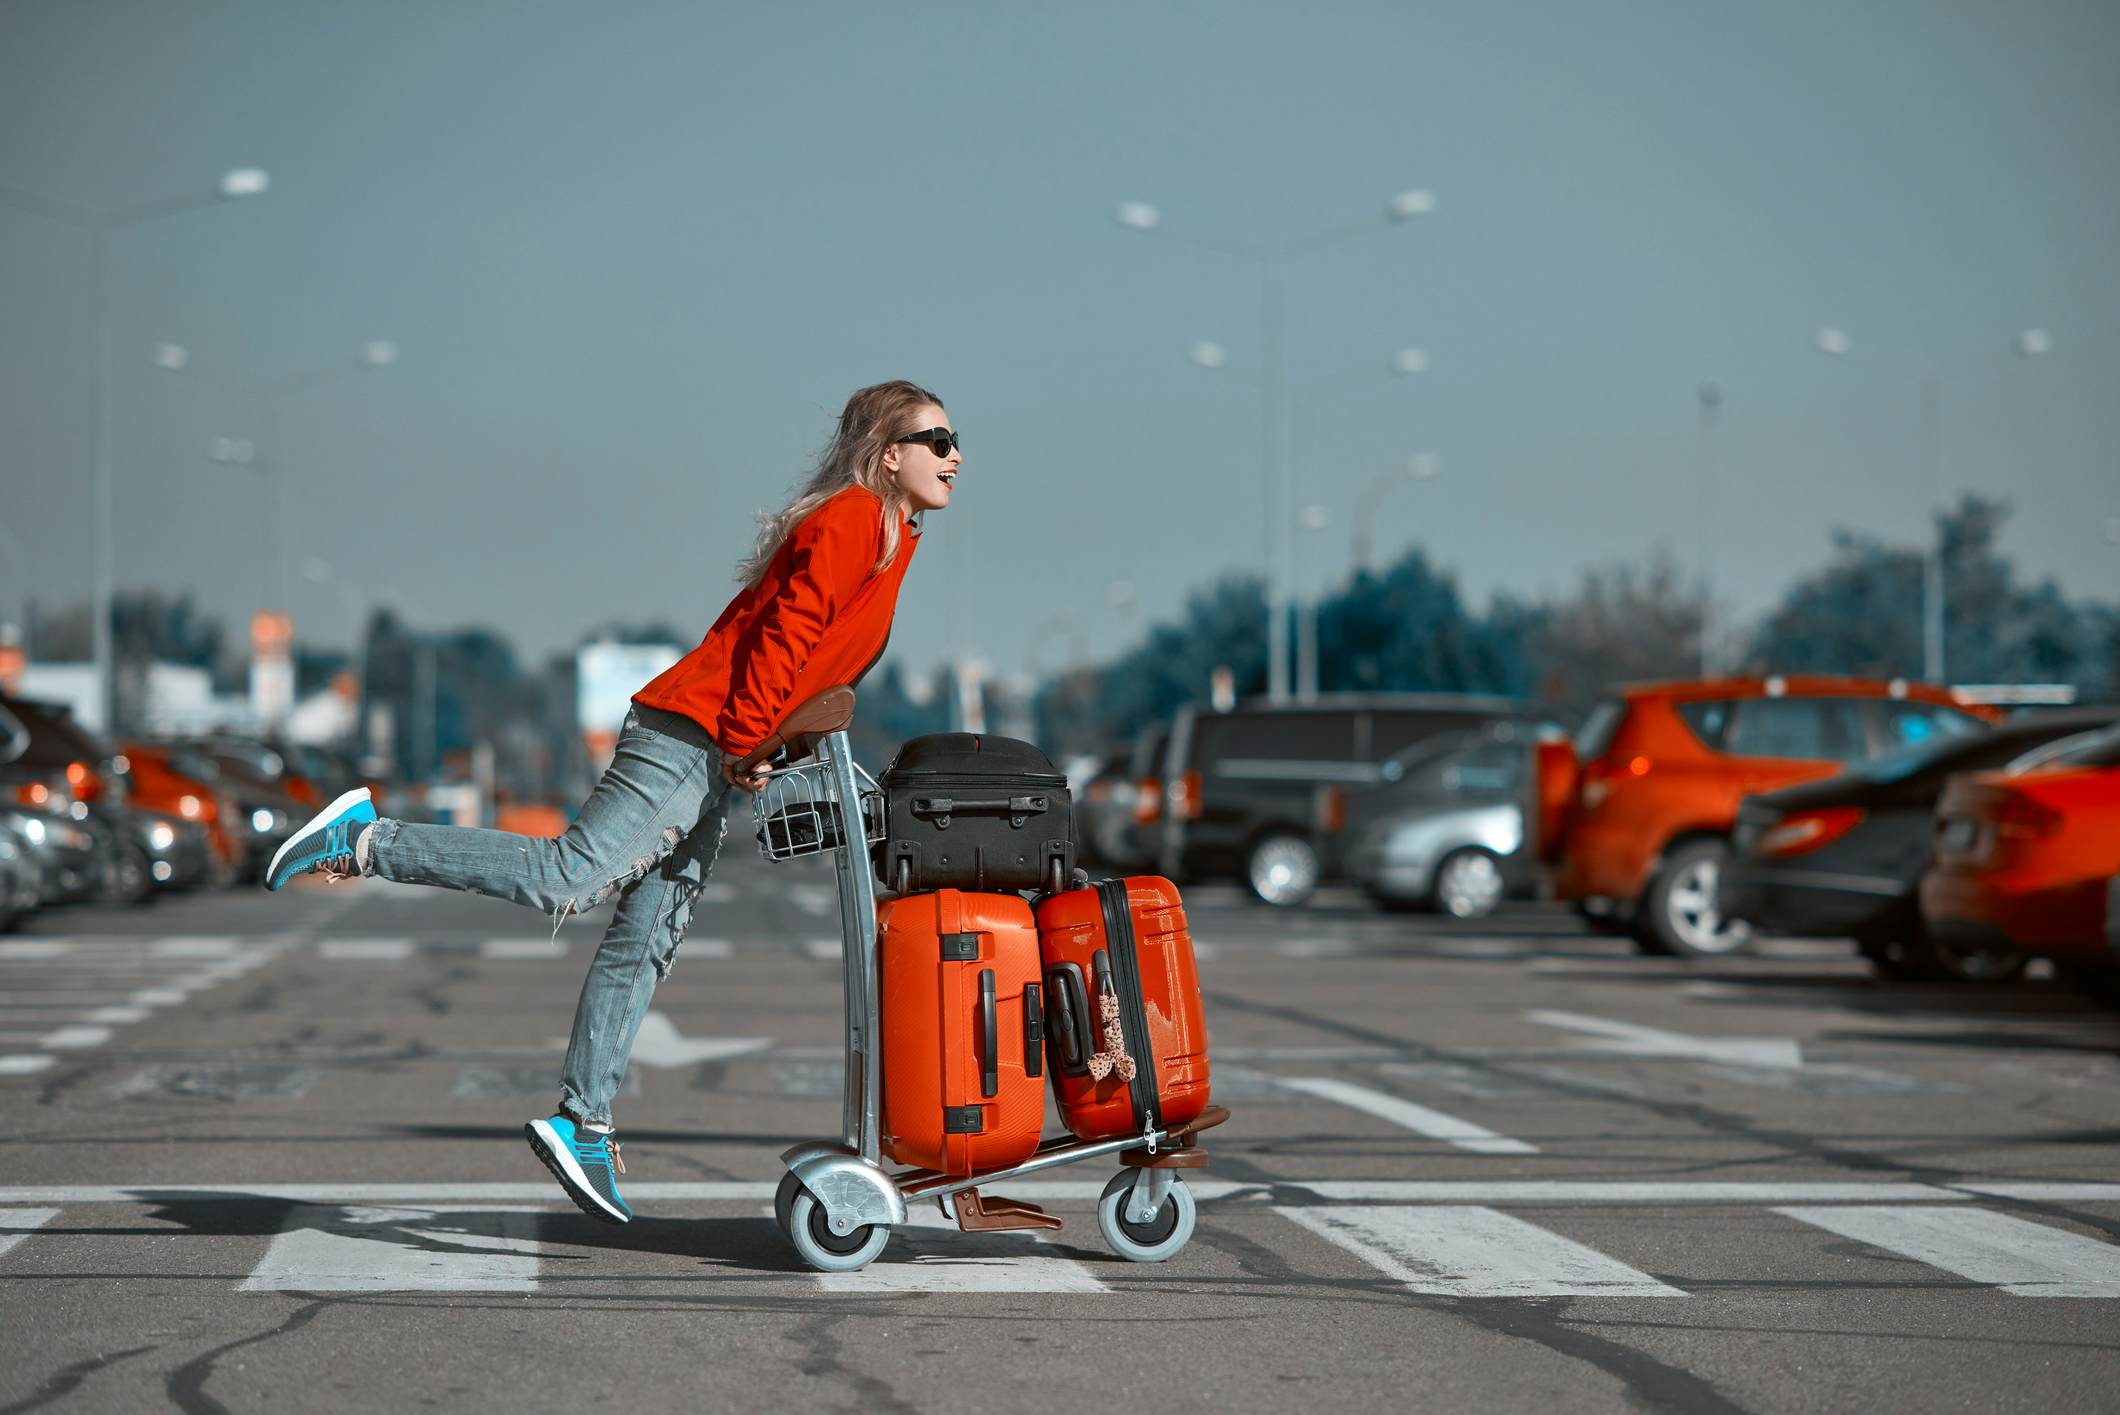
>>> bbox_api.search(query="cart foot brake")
[950,1187,1063,1233]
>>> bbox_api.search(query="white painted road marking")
[1963,1184,2120,1201]
[480,938,567,960]
[241,1205,543,1293]
[790,885,836,917]
[1779,1206,2120,1297]
[812,1204,1108,1294]
[319,938,414,961]
[148,936,243,958]
[1526,1009,1803,1069]
[0,1056,53,1076]
[802,938,841,960]
[0,941,74,959]
[685,938,734,960]
[625,1012,771,1069]
[1281,1205,1686,1297]
[1279,1077,1539,1155]
[0,1208,58,1259]
[694,881,736,904]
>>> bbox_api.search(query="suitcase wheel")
[1096,1170,1196,1263]
[784,1185,891,1272]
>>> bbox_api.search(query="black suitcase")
[874,733,1074,895]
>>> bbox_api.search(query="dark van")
[1155,693,1534,904]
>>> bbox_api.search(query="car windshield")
[1858,734,1975,784]
[2011,725,2120,774]
[1573,698,1625,762]
[1379,732,1478,782]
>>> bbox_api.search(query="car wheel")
[103,842,154,907]
[1928,930,2028,984]
[1641,840,1753,958]
[1431,848,1505,920]
[1245,834,1319,908]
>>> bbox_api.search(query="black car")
[1723,708,2120,980]
[0,692,154,905]
[1155,693,1538,905]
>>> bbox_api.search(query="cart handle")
[731,684,856,777]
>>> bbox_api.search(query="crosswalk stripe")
[0,1056,53,1076]
[0,942,74,959]
[1280,1205,1686,1297]
[802,939,841,960]
[790,885,836,917]
[319,938,414,961]
[1778,1206,2120,1297]
[810,1204,1109,1293]
[148,936,243,958]
[480,938,566,960]
[1279,1077,1538,1154]
[241,1205,543,1293]
[686,939,734,960]
[0,1208,58,1258]
[695,881,736,904]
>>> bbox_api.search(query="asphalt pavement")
[5,846,2120,1414]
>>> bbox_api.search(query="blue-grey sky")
[4,0,2115,687]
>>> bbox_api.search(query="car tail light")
[1995,797,2064,841]
[1318,785,1347,833]
[1168,770,1204,822]
[68,761,104,803]
[1132,778,1163,826]
[1757,806,1866,857]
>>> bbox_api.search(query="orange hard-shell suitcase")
[1034,876,1211,1142]
[877,888,1048,1175]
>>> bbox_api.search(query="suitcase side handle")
[979,968,999,1099]
[1043,963,1093,1076]
[1022,983,1043,1080]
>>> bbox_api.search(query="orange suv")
[1541,676,1995,956]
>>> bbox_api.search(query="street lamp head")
[1106,580,1138,610]
[1299,503,1332,533]
[219,168,270,199]
[1387,189,1436,221]
[208,436,256,466]
[1187,340,1228,370]
[151,344,189,371]
[1114,201,1160,232]
[361,340,399,368]
[1698,380,1724,408]
[1408,452,1442,481]
[1390,347,1430,376]
[1815,327,1851,356]
[2015,328,2053,357]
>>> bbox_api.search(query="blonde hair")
[736,380,944,591]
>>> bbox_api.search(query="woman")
[263,379,960,1223]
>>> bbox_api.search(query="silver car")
[1338,723,1550,918]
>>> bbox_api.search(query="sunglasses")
[896,427,960,458]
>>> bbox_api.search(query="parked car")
[1724,709,2118,980]
[1334,719,1559,918]
[1157,693,1536,905]
[1543,676,1997,957]
[121,741,242,885]
[0,813,43,931]
[1113,721,1172,874]
[1073,746,1138,870]
[0,691,154,904]
[1919,725,2120,996]
[195,747,304,883]
[128,808,216,891]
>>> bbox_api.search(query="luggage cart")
[741,687,1226,1273]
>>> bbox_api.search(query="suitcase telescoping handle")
[909,795,1050,829]
[1022,983,1043,1080]
[979,968,999,1099]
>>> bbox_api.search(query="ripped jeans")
[364,704,732,1128]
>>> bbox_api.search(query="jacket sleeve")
[715,497,877,757]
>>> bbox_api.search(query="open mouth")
[937,472,956,487]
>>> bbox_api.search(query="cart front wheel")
[773,1170,803,1239]
[786,1189,890,1272]
[1097,1170,1196,1263]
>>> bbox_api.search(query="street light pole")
[1351,453,1442,575]
[0,169,269,733]
[1115,189,1435,702]
[1695,381,1724,677]
[1814,328,2049,684]
[1296,503,1332,701]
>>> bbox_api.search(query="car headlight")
[21,818,46,846]
[252,807,277,833]
[179,794,202,818]
[148,822,176,851]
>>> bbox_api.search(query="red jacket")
[634,486,918,757]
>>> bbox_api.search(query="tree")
[1514,550,1704,719]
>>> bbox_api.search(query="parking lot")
[6,849,2120,1413]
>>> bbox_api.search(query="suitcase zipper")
[1096,879,1160,1137]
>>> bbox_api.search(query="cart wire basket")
[753,752,885,862]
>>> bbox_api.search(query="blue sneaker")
[262,787,376,891]
[526,1114,632,1223]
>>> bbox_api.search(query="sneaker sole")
[265,786,374,891]
[525,1118,631,1224]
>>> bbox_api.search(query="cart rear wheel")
[786,1189,890,1272]
[1097,1170,1196,1263]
